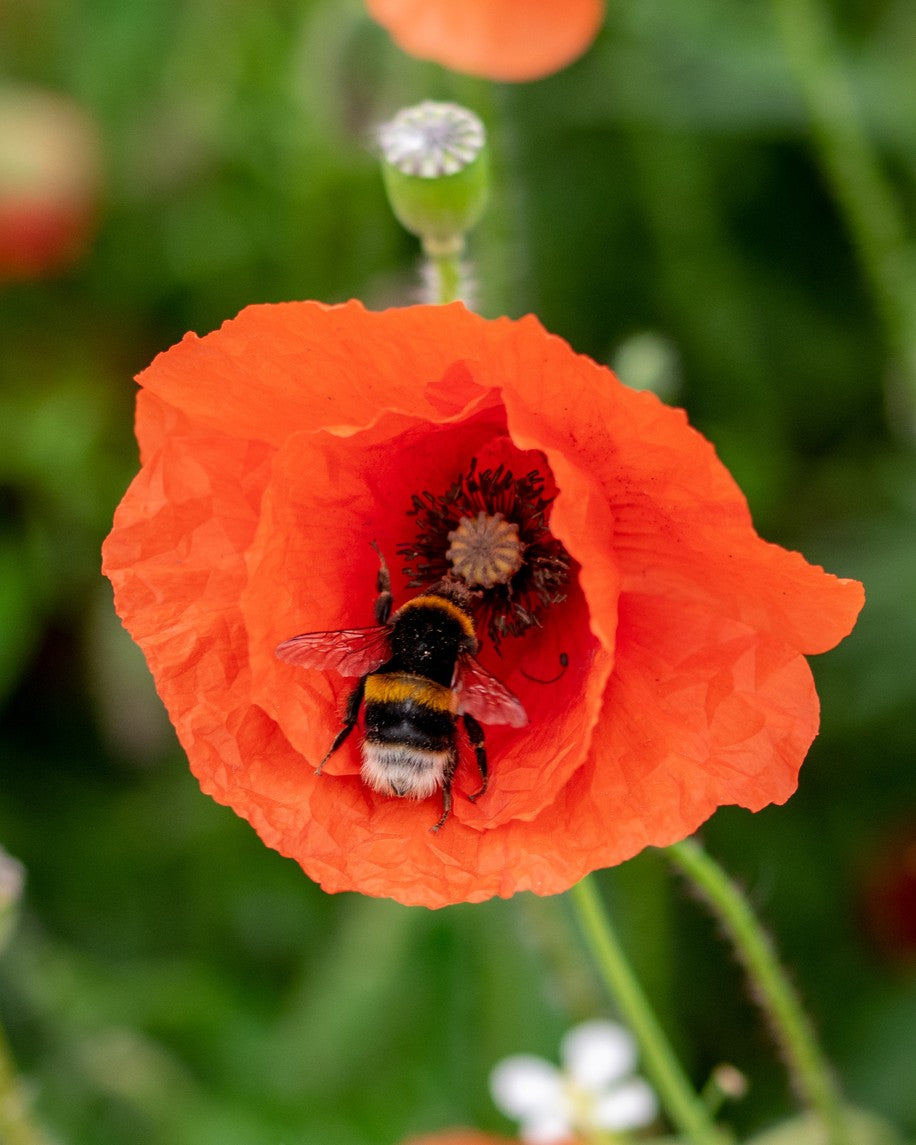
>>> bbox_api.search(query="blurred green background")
[1,1,915,1143]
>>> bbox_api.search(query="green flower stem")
[423,239,464,305]
[699,1065,748,1117]
[771,0,916,403]
[569,876,724,1145]
[0,1022,50,1145]
[666,839,849,1145]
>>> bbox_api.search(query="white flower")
[490,1020,659,1144]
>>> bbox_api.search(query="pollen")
[446,512,524,589]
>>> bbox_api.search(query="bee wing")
[454,654,528,728]
[275,625,390,677]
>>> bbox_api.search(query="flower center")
[446,511,524,589]
[399,457,572,646]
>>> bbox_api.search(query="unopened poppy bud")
[700,1062,749,1115]
[378,101,489,256]
[712,1064,749,1100]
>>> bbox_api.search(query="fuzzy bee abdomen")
[360,672,458,799]
[360,743,451,800]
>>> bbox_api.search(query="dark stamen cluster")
[399,459,572,646]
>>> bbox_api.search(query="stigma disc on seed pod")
[447,511,524,589]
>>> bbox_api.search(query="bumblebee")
[276,545,527,831]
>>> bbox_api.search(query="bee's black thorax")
[384,595,475,686]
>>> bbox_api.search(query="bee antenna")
[519,652,568,685]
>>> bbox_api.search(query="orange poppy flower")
[102,301,864,908]
[365,0,604,82]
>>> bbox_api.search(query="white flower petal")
[593,1078,660,1130]
[561,1020,637,1089]
[490,1055,566,1119]
[521,1111,575,1145]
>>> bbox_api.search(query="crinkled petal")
[136,300,497,447]
[498,322,864,656]
[560,1021,636,1090]
[101,397,297,823]
[593,1078,659,1130]
[447,592,825,898]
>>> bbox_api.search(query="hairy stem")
[423,241,465,305]
[667,838,849,1145]
[771,0,916,418]
[569,875,723,1145]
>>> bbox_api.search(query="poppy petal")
[366,0,605,82]
[136,300,498,447]
[484,594,824,897]
[498,327,864,654]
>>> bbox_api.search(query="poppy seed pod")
[379,102,489,256]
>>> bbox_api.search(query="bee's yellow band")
[364,673,455,712]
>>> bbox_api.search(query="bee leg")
[429,748,458,833]
[462,713,488,802]
[316,677,365,776]
[370,541,393,625]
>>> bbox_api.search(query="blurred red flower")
[402,1134,522,1145]
[861,826,916,965]
[365,0,604,82]
[0,87,101,280]
[102,301,864,908]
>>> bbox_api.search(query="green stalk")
[771,0,916,406]
[667,838,849,1145]
[423,241,464,305]
[569,875,724,1145]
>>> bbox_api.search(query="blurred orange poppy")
[103,301,864,907]
[366,0,604,82]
